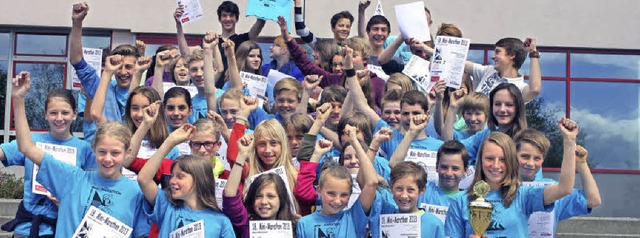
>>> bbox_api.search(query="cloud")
[570,106,639,145]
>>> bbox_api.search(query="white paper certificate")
[247,166,297,214]
[394,1,431,42]
[169,220,205,238]
[379,213,421,238]
[72,48,102,90]
[249,220,293,238]
[522,181,556,238]
[215,179,227,209]
[404,149,438,183]
[402,55,434,94]
[430,36,470,89]
[240,71,269,106]
[177,0,204,25]
[33,142,77,195]
[266,69,292,87]
[367,64,390,81]
[72,206,132,238]
[420,203,449,224]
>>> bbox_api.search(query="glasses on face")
[189,141,217,150]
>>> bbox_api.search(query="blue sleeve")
[373,156,391,182]
[1,139,24,167]
[249,107,276,129]
[35,153,81,199]
[143,190,170,225]
[133,194,151,237]
[350,199,371,238]
[375,119,402,159]
[80,145,97,170]
[220,217,236,238]
[555,189,590,221]
[166,147,181,160]
[444,195,466,238]
[296,217,307,238]
[292,66,305,81]
[458,129,490,165]
[434,220,446,238]
[73,58,100,99]
[523,185,555,216]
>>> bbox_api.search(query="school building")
[0,0,638,221]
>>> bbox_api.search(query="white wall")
[1,0,639,49]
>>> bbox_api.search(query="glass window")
[467,49,484,64]
[0,61,7,130]
[520,52,567,77]
[0,33,9,57]
[81,35,111,50]
[570,82,640,169]
[525,80,567,168]
[15,33,67,56]
[12,62,66,130]
[571,53,640,79]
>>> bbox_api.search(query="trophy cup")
[469,180,493,236]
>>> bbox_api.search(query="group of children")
[0,1,601,238]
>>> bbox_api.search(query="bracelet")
[234,161,244,167]
[369,146,378,152]
[235,116,248,122]
[529,51,540,58]
[345,68,356,78]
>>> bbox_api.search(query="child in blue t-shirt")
[445,118,579,238]
[296,125,378,238]
[186,33,226,123]
[370,161,446,238]
[0,86,96,237]
[138,124,234,238]
[10,71,149,237]
[514,129,601,234]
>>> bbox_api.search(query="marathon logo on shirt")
[175,215,199,230]
[314,223,339,238]
[477,72,506,96]
[84,186,122,214]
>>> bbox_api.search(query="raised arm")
[346,125,377,213]
[138,123,195,206]
[357,0,371,38]
[222,40,243,90]
[90,55,122,124]
[173,7,191,56]
[367,127,392,160]
[124,101,162,168]
[378,35,404,65]
[130,56,152,93]
[135,40,146,58]
[297,75,323,114]
[575,145,601,208]
[152,51,173,95]
[543,118,578,205]
[208,111,230,143]
[12,72,44,165]
[389,115,428,168]
[224,134,254,197]
[523,38,541,102]
[248,19,266,40]
[293,0,317,44]
[440,88,466,141]
[432,80,446,136]
[203,32,222,113]
[343,46,380,128]
[70,2,89,65]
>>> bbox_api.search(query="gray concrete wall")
[0,0,639,49]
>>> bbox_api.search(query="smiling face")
[274,90,299,118]
[219,98,240,129]
[463,109,487,134]
[255,137,282,171]
[318,177,351,215]
[331,54,344,74]
[367,23,389,48]
[95,136,129,180]
[342,145,360,175]
[188,60,205,88]
[253,182,281,220]
[246,49,262,72]
[46,98,77,139]
[169,165,195,201]
[437,153,465,191]
[332,18,352,42]
[517,142,544,181]
[481,142,507,188]
[173,58,190,86]
[492,89,516,128]
[129,94,151,128]
[328,101,343,127]
[391,175,423,213]
[115,56,136,88]
[164,97,192,130]
[219,11,238,31]
[189,131,220,159]
[491,46,515,71]
[381,101,401,130]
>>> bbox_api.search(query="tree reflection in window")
[13,63,65,130]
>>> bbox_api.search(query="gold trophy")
[469,180,493,236]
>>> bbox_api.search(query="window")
[571,53,640,79]
[467,49,485,64]
[12,62,66,130]
[520,52,567,77]
[0,33,9,130]
[15,33,67,56]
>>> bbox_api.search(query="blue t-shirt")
[248,107,281,129]
[0,133,96,236]
[297,199,370,238]
[418,181,456,209]
[145,190,235,238]
[73,58,128,122]
[444,185,554,238]
[370,189,445,238]
[374,119,445,161]
[189,89,226,124]
[36,154,149,237]
[261,60,305,81]
[530,177,591,232]
[77,94,97,143]
[456,129,491,166]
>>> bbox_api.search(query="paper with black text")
[420,203,449,224]
[169,220,205,238]
[215,179,227,209]
[72,206,132,238]
[367,64,390,81]
[240,71,269,106]
[394,1,431,42]
[177,0,204,25]
[249,220,293,238]
[72,48,102,90]
[404,149,438,183]
[402,55,435,94]
[431,36,470,89]
[379,213,421,238]
[33,142,77,196]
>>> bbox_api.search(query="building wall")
[0,0,639,49]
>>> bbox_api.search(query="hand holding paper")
[394,1,431,42]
